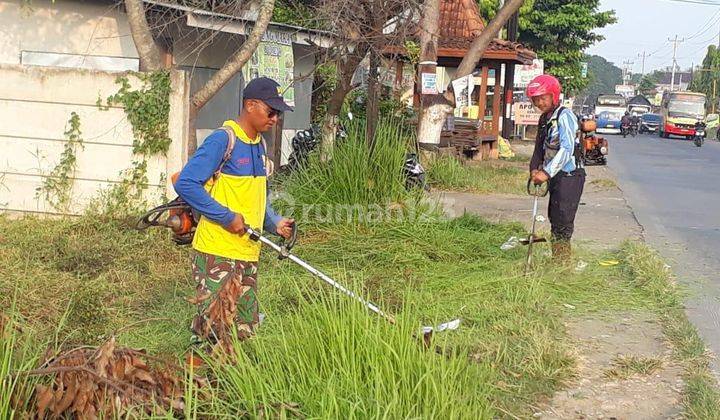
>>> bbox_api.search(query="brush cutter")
[246,225,461,343]
[524,179,549,276]
[135,201,460,342]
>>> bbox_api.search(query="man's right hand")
[226,213,246,235]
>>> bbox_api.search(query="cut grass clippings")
[426,155,528,195]
[590,178,619,190]
[604,355,664,379]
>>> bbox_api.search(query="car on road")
[639,113,661,134]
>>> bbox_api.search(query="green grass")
[604,355,663,379]
[1,309,43,419]
[3,212,715,417]
[617,242,720,418]
[202,293,495,418]
[426,155,527,194]
[2,126,718,416]
[280,118,413,210]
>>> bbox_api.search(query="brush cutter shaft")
[525,180,548,275]
[247,228,396,324]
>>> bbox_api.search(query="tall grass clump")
[203,290,495,418]
[281,118,412,211]
[1,311,42,419]
[427,155,527,194]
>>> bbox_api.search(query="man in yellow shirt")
[175,77,294,351]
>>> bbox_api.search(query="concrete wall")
[0,65,189,215]
[0,0,317,166]
[0,0,139,67]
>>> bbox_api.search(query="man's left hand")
[277,218,295,240]
[532,170,549,185]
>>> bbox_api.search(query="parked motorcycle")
[285,123,348,171]
[694,121,706,148]
[579,118,608,165]
[402,153,428,191]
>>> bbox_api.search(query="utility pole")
[669,35,685,92]
[638,51,647,75]
[622,59,635,84]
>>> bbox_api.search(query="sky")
[585,0,720,74]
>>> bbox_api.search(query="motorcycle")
[579,118,609,165]
[630,121,639,137]
[402,153,428,191]
[693,122,706,147]
[621,123,631,138]
[285,123,349,171]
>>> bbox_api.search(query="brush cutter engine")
[136,197,198,245]
[136,198,298,256]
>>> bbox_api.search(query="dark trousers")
[548,169,585,241]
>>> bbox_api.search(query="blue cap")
[244,77,294,112]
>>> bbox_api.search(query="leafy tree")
[638,74,658,96]
[479,0,616,95]
[578,54,621,105]
[690,45,720,110]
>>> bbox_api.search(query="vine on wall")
[95,70,172,215]
[36,112,84,212]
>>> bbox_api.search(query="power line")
[657,0,720,6]
[685,9,720,41]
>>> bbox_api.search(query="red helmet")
[526,74,561,105]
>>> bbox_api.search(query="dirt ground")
[432,154,643,250]
[432,143,686,419]
[538,314,685,419]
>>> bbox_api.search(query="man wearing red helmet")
[527,74,585,261]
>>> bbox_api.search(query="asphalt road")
[608,131,720,375]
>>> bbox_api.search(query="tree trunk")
[366,50,381,150]
[187,0,276,155]
[124,0,163,71]
[320,43,370,160]
[454,0,526,79]
[320,78,349,161]
[416,0,443,144]
[418,0,526,145]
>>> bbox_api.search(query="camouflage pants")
[190,251,259,348]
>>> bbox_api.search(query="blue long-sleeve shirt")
[530,107,580,178]
[174,126,282,236]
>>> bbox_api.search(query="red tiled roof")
[435,0,534,63]
[384,0,535,64]
[439,0,485,39]
[438,38,536,63]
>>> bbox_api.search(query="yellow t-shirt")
[192,121,268,262]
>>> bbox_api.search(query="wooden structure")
[388,0,536,160]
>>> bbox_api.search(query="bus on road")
[659,91,706,139]
[594,94,627,134]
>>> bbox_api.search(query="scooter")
[579,118,609,166]
[694,121,706,148]
[403,153,429,191]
